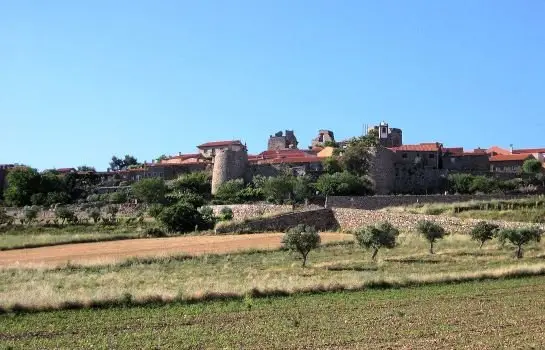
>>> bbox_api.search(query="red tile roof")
[390,143,441,152]
[489,154,534,162]
[512,148,545,154]
[486,146,510,156]
[197,140,243,149]
[443,147,464,155]
[255,156,322,165]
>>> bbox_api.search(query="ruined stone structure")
[211,148,249,194]
[369,121,403,147]
[311,130,335,148]
[267,130,298,150]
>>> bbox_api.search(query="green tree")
[198,206,216,227]
[55,206,75,225]
[219,206,234,221]
[354,222,400,260]
[339,131,379,176]
[416,220,447,254]
[132,178,166,203]
[109,155,139,171]
[77,166,96,172]
[260,175,295,204]
[523,159,542,174]
[87,208,101,224]
[281,224,321,267]
[470,221,499,248]
[322,157,342,174]
[447,173,474,194]
[158,202,206,233]
[214,179,246,203]
[166,191,205,208]
[315,172,373,199]
[147,203,164,219]
[171,172,212,196]
[4,167,42,206]
[155,155,168,163]
[497,227,542,259]
[469,176,498,194]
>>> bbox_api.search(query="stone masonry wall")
[332,208,545,233]
[215,208,339,233]
[210,204,293,221]
[327,194,530,210]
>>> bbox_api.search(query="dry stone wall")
[209,204,293,221]
[332,208,545,233]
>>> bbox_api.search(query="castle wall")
[368,147,396,195]
[211,149,249,194]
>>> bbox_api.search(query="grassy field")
[0,224,145,250]
[2,233,545,312]
[1,276,545,349]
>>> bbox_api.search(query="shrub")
[106,205,119,220]
[46,192,71,206]
[108,191,128,204]
[416,220,447,254]
[55,206,75,225]
[147,203,164,219]
[87,208,101,224]
[354,222,400,260]
[281,224,321,267]
[497,227,543,259]
[144,227,167,237]
[198,206,216,227]
[470,221,499,248]
[171,172,211,196]
[219,207,234,221]
[165,191,205,208]
[315,171,373,198]
[23,206,39,225]
[214,179,246,203]
[132,178,166,203]
[158,202,205,233]
[30,193,46,206]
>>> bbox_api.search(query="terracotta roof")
[197,140,243,149]
[390,143,441,152]
[255,156,322,165]
[443,147,464,155]
[512,148,545,154]
[56,168,76,173]
[486,146,510,156]
[489,154,534,162]
[257,149,314,159]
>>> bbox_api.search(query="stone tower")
[369,122,403,148]
[211,148,249,194]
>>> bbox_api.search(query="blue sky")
[1,0,544,170]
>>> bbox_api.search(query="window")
[402,153,408,159]
[382,127,387,134]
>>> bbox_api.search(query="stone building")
[489,154,535,174]
[311,130,335,148]
[389,143,443,169]
[369,121,403,147]
[211,148,249,194]
[442,148,490,172]
[197,140,244,158]
[267,130,298,150]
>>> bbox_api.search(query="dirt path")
[0,232,351,268]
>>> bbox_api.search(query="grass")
[2,233,545,312]
[2,276,545,349]
[0,224,148,251]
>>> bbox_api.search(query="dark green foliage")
[315,171,373,197]
[109,155,139,171]
[448,174,521,194]
[144,227,167,237]
[497,227,543,258]
[77,165,96,172]
[171,172,211,196]
[281,224,321,267]
[469,176,498,194]
[219,207,234,221]
[339,132,378,176]
[147,203,164,219]
[4,167,42,206]
[322,157,342,174]
[166,191,206,208]
[158,203,206,233]
[470,221,499,248]
[260,175,296,204]
[214,179,246,202]
[523,159,542,174]
[417,220,447,254]
[198,206,216,227]
[354,222,400,260]
[55,206,75,225]
[87,208,101,224]
[46,192,72,206]
[131,178,166,204]
[108,191,128,204]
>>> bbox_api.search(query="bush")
[147,203,164,219]
[470,221,499,248]
[108,191,128,204]
[354,222,399,260]
[132,178,166,203]
[315,171,373,198]
[214,179,246,203]
[30,193,46,206]
[46,192,72,206]
[281,224,321,267]
[23,206,39,225]
[416,220,447,254]
[158,202,206,233]
[87,208,101,224]
[497,227,542,259]
[55,206,75,225]
[219,207,234,221]
[106,205,119,220]
[166,191,205,208]
[144,227,167,237]
[171,172,211,196]
[198,206,216,227]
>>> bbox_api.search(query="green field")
[2,233,545,312]
[1,276,545,349]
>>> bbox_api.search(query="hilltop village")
[1,121,544,197]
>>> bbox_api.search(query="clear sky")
[1,0,544,170]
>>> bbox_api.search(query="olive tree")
[416,220,447,254]
[282,224,321,267]
[496,227,542,259]
[354,221,399,260]
[470,221,499,248]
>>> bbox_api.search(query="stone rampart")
[327,194,530,210]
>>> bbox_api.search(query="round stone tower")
[211,148,249,194]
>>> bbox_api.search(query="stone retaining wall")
[328,194,530,210]
[215,208,339,234]
[209,204,293,221]
[332,208,545,233]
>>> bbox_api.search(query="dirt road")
[0,232,351,268]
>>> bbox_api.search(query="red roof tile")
[390,143,441,152]
[512,148,545,154]
[197,140,243,148]
[255,156,322,165]
[489,154,534,162]
[486,146,510,156]
[443,147,464,155]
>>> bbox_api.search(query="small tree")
[158,202,205,233]
[219,206,234,221]
[281,224,321,267]
[470,221,499,248]
[354,222,400,260]
[416,220,447,254]
[87,208,101,224]
[147,203,164,219]
[198,206,216,228]
[523,159,542,174]
[132,178,166,204]
[55,206,75,225]
[497,227,542,259]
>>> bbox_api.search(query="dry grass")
[2,233,545,312]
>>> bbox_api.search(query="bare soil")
[0,232,350,268]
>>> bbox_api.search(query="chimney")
[178,152,182,156]
[510,144,513,154]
